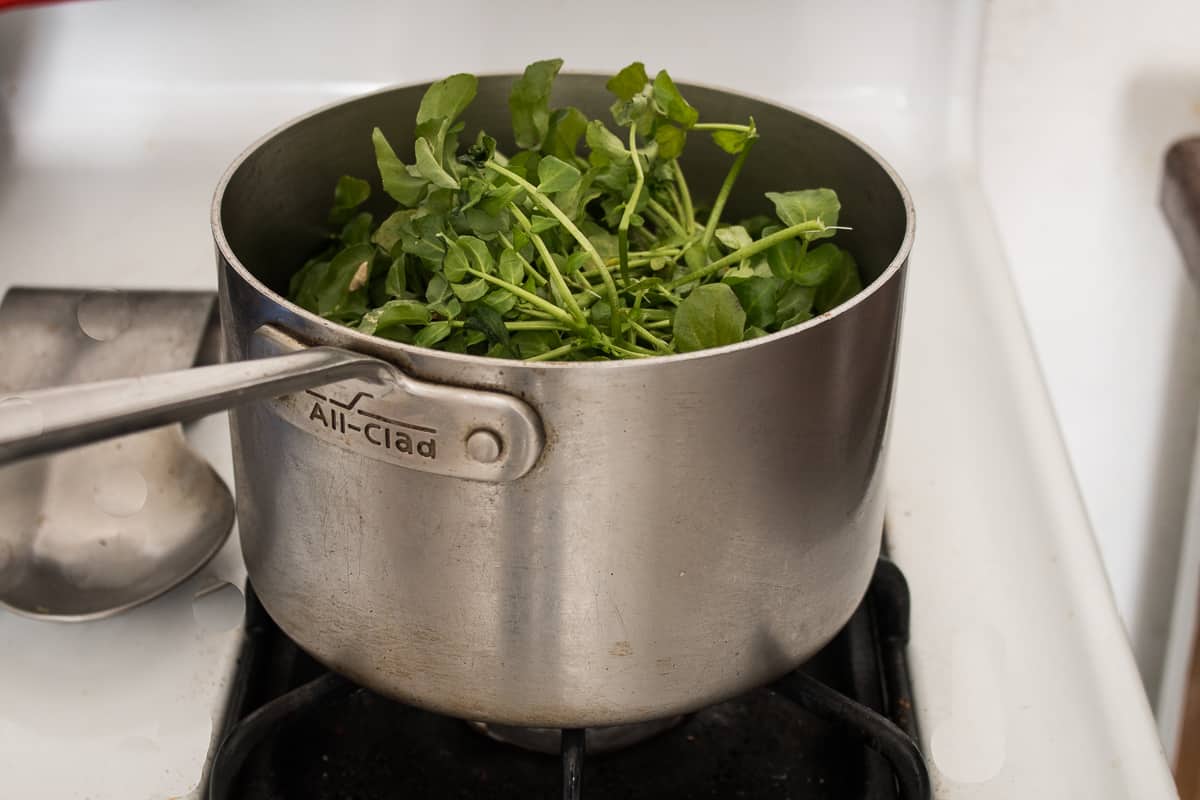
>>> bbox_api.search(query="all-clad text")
[307,400,437,459]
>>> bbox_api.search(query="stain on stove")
[609,640,634,657]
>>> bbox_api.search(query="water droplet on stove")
[192,581,244,631]
[77,290,133,341]
[0,396,43,440]
[930,626,1006,783]
[92,464,147,517]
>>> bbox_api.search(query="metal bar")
[773,671,930,800]
[561,728,586,800]
[207,671,354,800]
[871,558,921,743]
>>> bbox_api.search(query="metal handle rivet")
[466,429,503,463]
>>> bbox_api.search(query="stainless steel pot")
[0,75,913,727]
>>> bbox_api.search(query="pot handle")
[0,345,384,465]
[0,326,545,482]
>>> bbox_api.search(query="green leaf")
[606,62,649,101]
[373,209,417,251]
[510,329,561,358]
[375,325,415,344]
[498,248,525,284]
[372,128,427,206]
[329,175,370,225]
[483,287,519,315]
[505,149,541,181]
[765,188,840,237]
[509,58,563,150]
[416,73,478,126]
[739,214,775,237]
[553,171,596,220]
[536,155,582,194]
[414,320,453,348]
[479,182,524,216]
[652,70,698,128]
[315,243,375,316]
[415,137,460,189]
[357,299,430,334]
[451,277,489,302]
[590,301,613,329]
[672,283,746,352]
[712,129,751,155]
[543,107,589,162]
[793,242,840,286]
[765,234,802,279]
[339,211,374,245]
[458,175,489,211]
[458,235,494,274]
[290,259,330,312]
[714,225,753,252]
[585,120,630,164]
[460,131,497,169]
[384,255,407,297]
[744,326,769,340]
[563,250,590,276]
[654,124,687,160]
[443,240,470,282]
[582,222,619,260]
[777,283,816,328]
[529,214,557,234]
[464,305,512,355]
[464,208,509,236]
[813,246,863,312]
[425,273,451,304]
[430,296,462,320]
[728,276,782,329]
[610,89,656,130]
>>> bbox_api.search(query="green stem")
[664,220,825,290]
[701,138,755,249]
[514,305,557,320]
[692,122,753,132]
[617,122,645,287]
[666,185,687,230]
[465,267,579,326]
[673,161,696,234]
[505,320,571,331]
[498,231,548,286]
[486,159,622,334]
[642,319,672,329]
[646,197,686,238]
[510,205,586,323]
[448,320,570,331]
[630,320,672,353]
[525,341,587,362]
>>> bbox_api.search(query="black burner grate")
[206,559,929,800]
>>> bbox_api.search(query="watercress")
[289,60,863,360]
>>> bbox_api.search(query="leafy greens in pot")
[288,59,864,360]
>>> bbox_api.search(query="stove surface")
[210,562,925,800]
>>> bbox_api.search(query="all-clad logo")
[304,389,437,460]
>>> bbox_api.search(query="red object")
[0,0,78,10]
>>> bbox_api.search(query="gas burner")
[206,559,928,799]
[468,716,686,755]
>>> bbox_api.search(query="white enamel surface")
[0,0,1180,798]
[977,0,1200,717]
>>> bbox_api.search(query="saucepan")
[0,75,913,727]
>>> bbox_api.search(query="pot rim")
[211,71,915,371]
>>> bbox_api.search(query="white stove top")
[0,1,1179,798]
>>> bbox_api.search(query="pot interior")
[218,74,911,305]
